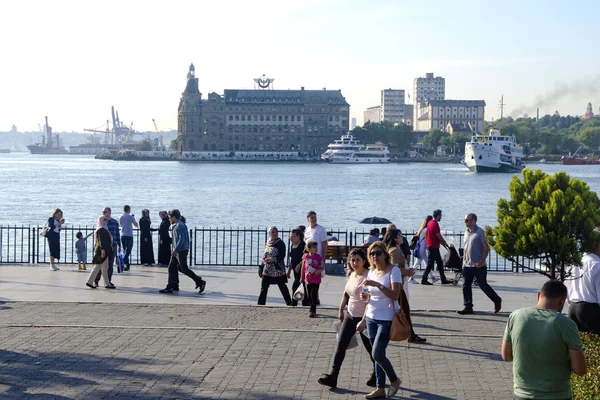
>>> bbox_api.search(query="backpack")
[409,235,419,250]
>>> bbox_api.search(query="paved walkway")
[0,264,550,399]
[0,264,547,311]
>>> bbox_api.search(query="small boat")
[321,134,389,163]
[561,147,600,165]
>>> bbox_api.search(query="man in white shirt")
[567,241,600,335]
[304,211,328,260]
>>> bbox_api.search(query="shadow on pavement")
[399,386,456,399]
[412,342,503,360]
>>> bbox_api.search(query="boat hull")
[464,162,524,173]
[464,142,524,173]
[27,144,68,154]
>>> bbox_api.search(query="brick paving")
[0,302,513,399]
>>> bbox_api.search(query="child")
[300,240,324,318]
[75,231,93,270]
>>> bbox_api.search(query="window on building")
[228,115,233,121]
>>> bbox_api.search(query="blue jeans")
[463,266,501,308]
[366,317,398,389]
[121,236,134,266]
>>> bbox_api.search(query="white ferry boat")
[321,134,390,163]
[464,128,525,173]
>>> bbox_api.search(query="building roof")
[366,105,381,110]
[428,100,486,107]
[418,112,430,121]
[223,89,349,106]
[446,122,472,132]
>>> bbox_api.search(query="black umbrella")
[360,217,392,225]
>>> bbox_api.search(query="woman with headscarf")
[257,226,292,306]
[157,211,172,267]
[139,209,157,266]
[46,208,64,271]
[86,216,115,289]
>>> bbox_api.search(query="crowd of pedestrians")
[42,206,600,399]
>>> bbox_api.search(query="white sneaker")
[409,277,419,284]
[50,264,59,271]
[431,276,439,283]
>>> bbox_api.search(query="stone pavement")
[0,303,511,400]
[0,264,550,399]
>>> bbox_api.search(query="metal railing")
[0,224,536,272]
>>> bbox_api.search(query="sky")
[1,0,599,133]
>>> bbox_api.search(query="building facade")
[415,100,485,133]
[363,105,381,124]
[413,72,445,125]
[380,89,405,122]
[177,65,350,154]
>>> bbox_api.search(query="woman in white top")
[411,215,438,284]
[357,241,401,399]
[318,248,376,390]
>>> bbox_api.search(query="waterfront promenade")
[0,264,548,399]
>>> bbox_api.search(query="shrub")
[572,333,600,400]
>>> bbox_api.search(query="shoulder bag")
[40,225,50,237]
[388,268,411,341]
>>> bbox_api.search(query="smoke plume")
[509,75,600,118]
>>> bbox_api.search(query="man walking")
[94,207,121,287]
[305,211,328,261]
[567,240,600,335]
[458,213,502,314]
[421,209,451,285]
[119,205,138,271]
[502,280,586,400]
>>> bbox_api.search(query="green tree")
[486,168,600,281]
[422,129,447,155]
[136,139,153,151]
[170,139,179,151]
[578,127,600,151]
[352,121,416,153]
[441,133,470,155]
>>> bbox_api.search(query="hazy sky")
[1,0,598,133]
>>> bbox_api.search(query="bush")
[572,333,600,400]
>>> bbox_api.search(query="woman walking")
[46,208,64,271]
[286,228,306,307]
[318,248,376,389]
[357,241,402,399]
[412,216,438,284]
[86,216,116,289]
[159,210,206,294]
[257,226,292,306]
[383,229,426,343]
[157,211,172,267]
[139,209,157,265]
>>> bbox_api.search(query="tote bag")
[388,269,411,341]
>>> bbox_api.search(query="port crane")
[83,106,143,144]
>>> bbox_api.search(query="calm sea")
[3,153,600,232]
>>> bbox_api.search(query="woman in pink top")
[301,240,323,318]
[318,248,376,390]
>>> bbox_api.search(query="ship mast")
[499,95,505,136]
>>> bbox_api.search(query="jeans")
[423,247,447,282]
[366,317,398,389]
[331,313,374,376]
[167,250,202,289]
[95,244,117,285]
[462,266,501,308]
[258,276,292,305]
[121,236,134,266]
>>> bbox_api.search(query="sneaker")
[494,299,502,313]
[441,279,454,285]
[50,264,59,271]
[85,283,96,289]
[421,280,432,285]
[457,307,473,315]
[317,374,337,389]
[124,266,130,271]
[431,276,440,283]
[409,277,419,284]
[196,279,206,294]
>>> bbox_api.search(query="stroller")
[443,244,463,286]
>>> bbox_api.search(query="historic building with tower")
[177,64,350,155]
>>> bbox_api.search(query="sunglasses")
[464,219,472,222]
[369,250,384,257]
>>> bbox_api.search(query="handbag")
[40,225,50,237]
[388,269,411,342]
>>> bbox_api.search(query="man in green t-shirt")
[502,280,586,400]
